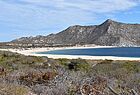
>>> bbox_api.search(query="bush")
[99,59,113,64]
[0,83,30,95]
[69,59,91,72]
[122,61,140,73]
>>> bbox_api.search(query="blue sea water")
[37,47,140,58]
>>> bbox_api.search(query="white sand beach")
[0,46,140,61]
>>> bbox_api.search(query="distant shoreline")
[0,46,140,61]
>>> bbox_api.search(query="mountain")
[11,19,140,47]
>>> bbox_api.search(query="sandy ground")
[0,46,140,61]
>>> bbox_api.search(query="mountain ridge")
[10,19,140,47]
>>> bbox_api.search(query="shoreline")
[0,46,140,61]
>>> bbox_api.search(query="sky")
[0,0,140,42]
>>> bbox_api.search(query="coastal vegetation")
[0,50,139,95]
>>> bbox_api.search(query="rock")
[0,67,5,75]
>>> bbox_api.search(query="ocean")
[37,47,140,58]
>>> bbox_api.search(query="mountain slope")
[11,19,140,46]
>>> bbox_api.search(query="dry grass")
[0,83,30,95]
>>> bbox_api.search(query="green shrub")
[69,59,91,72]
[57,58,70,67]
[122,61,140,73]
[99,59,113,64]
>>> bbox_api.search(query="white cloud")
[13,0,139,13]
[0,0,139,41]
[0,0,139,27]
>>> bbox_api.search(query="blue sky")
[0,0,140,42]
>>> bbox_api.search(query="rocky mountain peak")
[102,19,117,25]
[106,19,114,22]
